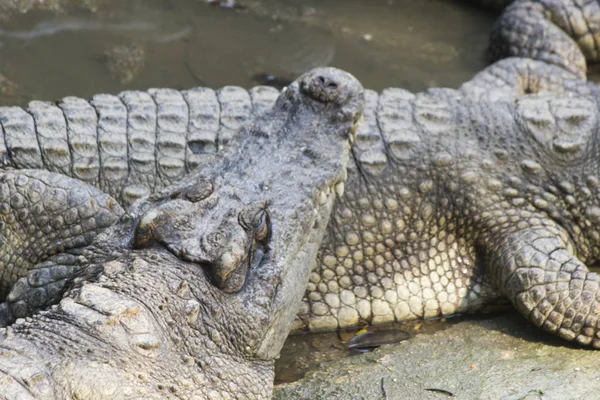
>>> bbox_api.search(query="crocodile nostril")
[316,75,338,90]
[301,73,342,103]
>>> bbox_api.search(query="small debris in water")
[153,26,193,44]
[345,328,411,352]
[301,7,316,17]
[252,73,292,90]
[104,44,145,84]
[0,73,18,95]
[362,33,373,42]
[206,0,247,10]
[277,317,464,384]
[310,338,331,351]
[337,328,362,343]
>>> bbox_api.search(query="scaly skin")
[4,58,600,349]
[0,85,282,324]
[0,67,364,399]
[0,59,589,204]
[298,62,600,347]
[489,0,600,78]
[2,0,600,356]
[0,85,280,206]
[0,170,123,323]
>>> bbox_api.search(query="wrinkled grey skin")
[0,67,364,399]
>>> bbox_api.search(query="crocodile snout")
[300,67,361,105]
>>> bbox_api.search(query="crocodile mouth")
[164,116,359,294]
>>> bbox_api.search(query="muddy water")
[275,317,460,385]
[0,0,496,106]
[275,307,516,384]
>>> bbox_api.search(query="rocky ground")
[274,312,600,400]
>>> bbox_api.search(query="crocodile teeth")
[335,181,345,198]
[351,115,363,135]
[318,190,328,205]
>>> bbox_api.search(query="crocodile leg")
[0,169,123,325]
[489,0,600,78]
[460,57,597,100]
[0,253,79,325]
[489,222,600,347]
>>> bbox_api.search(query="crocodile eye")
[254,210,270,244]
[238,203,270,239]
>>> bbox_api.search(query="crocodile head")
[123,67,363,376]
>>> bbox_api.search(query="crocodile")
[0,67,363,399]
[293,0,600,340]
[297,57,600,346]
[4,55,600,350]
